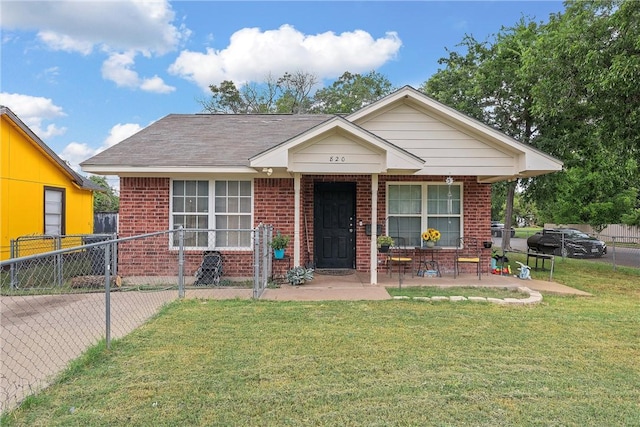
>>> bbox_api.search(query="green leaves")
[90,175,119,212]
[424,0,640,228]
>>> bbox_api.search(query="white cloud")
[102,123,142,149]
[102,52,139,88]
[0,92,67,139]
[38,30,94,55]
[140,76,175,94]
[102,51,175,93]
[59,122,142,174]
[169,24,402,91]
[2,0,187,92]
[1,0,187,54]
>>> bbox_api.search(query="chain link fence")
[597,234,640,270]
[1,225,272,413]
[528,224,640,270]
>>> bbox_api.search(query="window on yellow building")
[44,187,65,235]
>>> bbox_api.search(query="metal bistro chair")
[387,237,414,278]
[454,237,481,280]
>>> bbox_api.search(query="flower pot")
[379,245,390,253]
[424,240,436,248]
[483,241,493,249]
[274,248,285,259]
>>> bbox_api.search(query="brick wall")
[117,175,492,278]
[118,178,174,276]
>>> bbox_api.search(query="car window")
[562,230,590,238]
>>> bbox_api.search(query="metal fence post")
[105,243,111,350]
[10,239,17,290]
[253,227,260,299]
[55,236,63,287]
[611,236,617,271]
[266,225,273,282]
[111,233,118,277]
[178,227,185,298]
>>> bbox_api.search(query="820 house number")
[329,156,346,162]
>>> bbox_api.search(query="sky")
[1,0,566,180]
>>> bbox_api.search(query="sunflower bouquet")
[421,228,441,244]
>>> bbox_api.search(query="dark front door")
[314,182,356,269]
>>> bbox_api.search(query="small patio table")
[415,246,442,277]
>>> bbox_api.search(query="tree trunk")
[502,180,517,251]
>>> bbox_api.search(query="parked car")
[527,228,607,258]
[491,221,515,237]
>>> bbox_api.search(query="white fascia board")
[81,165,257,175]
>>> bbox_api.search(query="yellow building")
[1,106,100,260]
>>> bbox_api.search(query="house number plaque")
[329,156,346,162]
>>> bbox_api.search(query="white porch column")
[370,174,378,284]
[294,173,301,267]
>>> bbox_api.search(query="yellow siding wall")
[1,115,94,260]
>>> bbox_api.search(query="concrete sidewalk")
[259,270,591,301]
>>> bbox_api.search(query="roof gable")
[1,106,100,191]
[249,116,424,174]
[348,86,563,182]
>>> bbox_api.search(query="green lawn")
[3,260,639,426]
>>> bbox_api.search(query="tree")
[422,20,542,250]
[90,176,119,212]
[524,0,640,229]
[275,71,318,114]
[311,71,395,114]
[200,80,248,113]
[424,0,640,235]
[200,72,319,114]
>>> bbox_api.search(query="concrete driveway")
[0,290,177,412]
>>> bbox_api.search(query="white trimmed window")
[44,187,65,235]
[171,180,252,249]
[387,183,462,247]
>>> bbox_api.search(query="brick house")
[81,86,562,283]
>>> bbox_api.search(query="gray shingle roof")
[82,114,334,168]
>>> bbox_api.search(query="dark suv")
[527,228,607,258]
[491,221,515,237]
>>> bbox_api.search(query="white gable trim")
[348,86,563,181]
[249,116,424,174]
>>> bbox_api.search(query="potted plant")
[421,228,441,248]
[376,235,394,253]
[270,232,290,259]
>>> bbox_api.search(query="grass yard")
[2,259,639,426]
